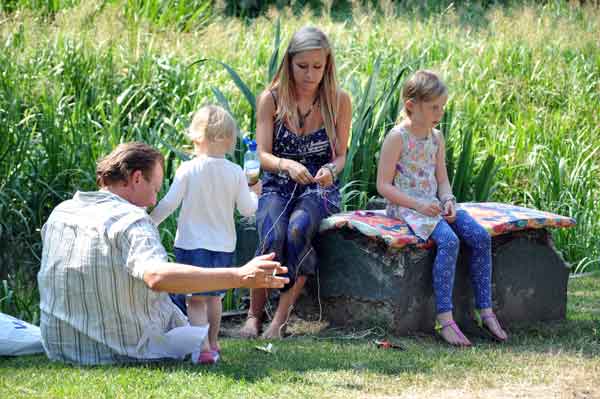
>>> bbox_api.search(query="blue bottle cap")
[243,136,257,151]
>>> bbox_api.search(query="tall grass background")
[1,0,599,321]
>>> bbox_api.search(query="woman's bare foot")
[261,320,286,339]
[239,316,262,339]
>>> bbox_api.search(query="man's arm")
[121,219,288,293]
[142,253,288,293]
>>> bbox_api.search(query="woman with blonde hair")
[239,26,352,339]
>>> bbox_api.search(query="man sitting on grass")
[37,142,287,365]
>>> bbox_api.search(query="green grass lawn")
[1,273,598,399]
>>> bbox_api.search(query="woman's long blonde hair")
[268,26,339,158]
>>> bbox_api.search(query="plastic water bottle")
[243,137,260,186]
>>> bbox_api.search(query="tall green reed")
[1,1,599,324]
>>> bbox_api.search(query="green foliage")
[1,1,599,322]
[123,0,213,32]
[0,278,39,325]
[340,58,407,209]
[0,0,80,15]
[190,17,281,165]
[441,105,499,203]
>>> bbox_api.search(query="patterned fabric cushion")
[319,202,576,249]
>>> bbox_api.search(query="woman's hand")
[314,166,334,187]
[442,200,457,223]
[286,160,315,185]
[416,200,442,217]
[237,253,289,289]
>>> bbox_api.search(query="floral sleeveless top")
[386,126,443,240]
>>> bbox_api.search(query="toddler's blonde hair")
[402,70,448,116]
[186,104,237,143]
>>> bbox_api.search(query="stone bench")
[235,202,576,335]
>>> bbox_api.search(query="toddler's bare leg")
[207,296,222,351]
[188,296,211,351]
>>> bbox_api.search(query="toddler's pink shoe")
[191,350,220,365]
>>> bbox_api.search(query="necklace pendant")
[299,117,304,129]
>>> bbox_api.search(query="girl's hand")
[416,200,442,217]
[442,200,457,223]
[314,167,334,187]
[286,160,315,185]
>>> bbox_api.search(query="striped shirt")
[38,190,188,365]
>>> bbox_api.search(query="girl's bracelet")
[440,194,456,206]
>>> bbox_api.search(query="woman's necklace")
[297,95,319,129]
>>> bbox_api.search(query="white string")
[255,180,336,337]
[256,182,297,322]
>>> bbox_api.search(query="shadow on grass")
[2,316,598,386]
[2,275,597,385]
[0,337,432,380]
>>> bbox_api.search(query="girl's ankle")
[436,311,454,323]
[479,308,494,317]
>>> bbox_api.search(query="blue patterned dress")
[256,105,340,291]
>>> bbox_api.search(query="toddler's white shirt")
[150,156,258,252]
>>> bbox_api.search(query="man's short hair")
[96,142,164,187]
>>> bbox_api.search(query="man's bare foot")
[261,321,286,339]
[239,316,262,339]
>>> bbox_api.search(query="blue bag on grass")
[0,312,44,356]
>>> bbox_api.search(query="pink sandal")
[192,350,220,365]
[435,320,472,347]
[476,311,508,342]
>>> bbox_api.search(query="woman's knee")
[287,210,317,242]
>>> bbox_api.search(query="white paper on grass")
[0,312,44,356]
[138,325,208,359]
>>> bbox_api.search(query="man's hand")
[237,253,289,288]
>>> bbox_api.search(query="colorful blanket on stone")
[319,202,576,249]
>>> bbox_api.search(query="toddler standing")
[151,105,261,363]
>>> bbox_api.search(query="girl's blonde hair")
[402,70,448,116]
[187,104,237,144]
[269,26,339,157]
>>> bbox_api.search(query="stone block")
[235,219,570,335]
